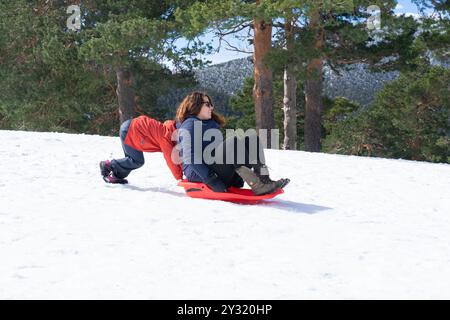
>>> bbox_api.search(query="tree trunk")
[304,10,324,152]
[116,68,136,125]
[304,58,323,152]
[283,18,297,150]
[253,8,274,148]
[283,68,297,150]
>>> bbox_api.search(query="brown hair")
[175,91,225,127]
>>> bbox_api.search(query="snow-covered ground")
[1,129,449,299]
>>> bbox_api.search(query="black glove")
[230,174,244,188]
[204,172,227,193]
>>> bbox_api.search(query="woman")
[176,91,289,195]
[99,115,182,184]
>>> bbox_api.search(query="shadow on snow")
[119,184,332,214]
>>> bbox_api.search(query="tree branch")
[214,23,254,54]
[215,22,252,37]
[217,36,254,54]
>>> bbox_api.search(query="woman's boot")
[254,164,290,189]
[235,166,278,195]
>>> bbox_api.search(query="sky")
[187,0,423,66]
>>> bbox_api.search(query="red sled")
[177,179,283,204]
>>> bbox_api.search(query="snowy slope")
[1,130,449,299]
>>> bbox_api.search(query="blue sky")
[394,0,421,13]
[175,0,422,67]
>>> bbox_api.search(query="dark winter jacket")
[177,115,221,182]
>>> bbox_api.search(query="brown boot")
[255,165,290,189]
[260,175,290,189]
[235,166,278,195]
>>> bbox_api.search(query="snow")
[1,129,449,299]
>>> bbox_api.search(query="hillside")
[1,129,449,299]
[195,57,400,106]
[156,57,401,117]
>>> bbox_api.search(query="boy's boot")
[100,161,128,184]
[103,173,128,184]
[99,160,112,177]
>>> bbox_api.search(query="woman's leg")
[207,133,265,188]
[221,133,289,193]
[223,133,266,171]
[110,119,145,179]
[208,162,244,188]
[206,132,288,193]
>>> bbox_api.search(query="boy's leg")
[110,119,145,179]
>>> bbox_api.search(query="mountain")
[155,58,254,118]
[194,57,254,96]
[1,129,450,298]
[195,53,450,107]
[156,57,401,117]
[195,57,401,106]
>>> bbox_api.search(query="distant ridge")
[157,56,447,116]
[194,57,400,106]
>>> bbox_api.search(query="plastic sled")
[177,179,283,204]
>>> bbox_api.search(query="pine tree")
[263,0,421,152]
[318,0,449,161]
[0,1,113,133]
[282,13,297,150]
[323,64,449,163]
[0,1,203,133]
[176,0,278,146]
[79,0,198,124]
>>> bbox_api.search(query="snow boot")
[260,175,290,189]
[103,173,128,184]
[255,164,290,189]
[235,166,278,196]
[99,160,112,177]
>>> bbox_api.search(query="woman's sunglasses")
[202,101,213,108]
